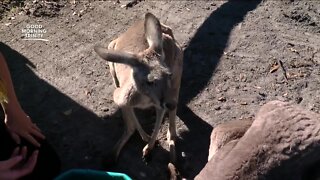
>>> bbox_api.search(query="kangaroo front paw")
[142,145,153,163]
[168,163,180,180]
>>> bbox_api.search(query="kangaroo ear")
[144,13,163,54]
[94,45,141,67]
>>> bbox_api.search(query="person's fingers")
[18,150,38,176]
[0,156,22,170]
[32,123,41,132]
[9,131,21,145]
[21,146,27,160]
[30,127,45,140]
[0,150,38,179]
[2,150,38,179]
[23,133,41,148]
[10,147,20,157]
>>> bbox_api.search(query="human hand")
[0,52,45,147]
[5,102,45,147]
[0,147,39,180]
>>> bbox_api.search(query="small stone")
[214,106,221,110]
[218,97,226,102]
[78,10,84,17]
[85,90,92,96]
[295,97,303,104]
[181,152,186,158]
[240,102,248,105]
[258,92,267,97]
[85,71,93,75]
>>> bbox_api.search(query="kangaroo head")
[94,13,172,109]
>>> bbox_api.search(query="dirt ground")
[0,0,319,179]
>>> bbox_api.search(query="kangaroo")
[207,118,253,161]
[94,13,183,169]
[196,101,320,180]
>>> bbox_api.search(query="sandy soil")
[0,0,319,179]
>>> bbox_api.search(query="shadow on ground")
[0,1,263,179]
[0,42,172,180]
[177,0,262,178]
[0,42,116,168]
